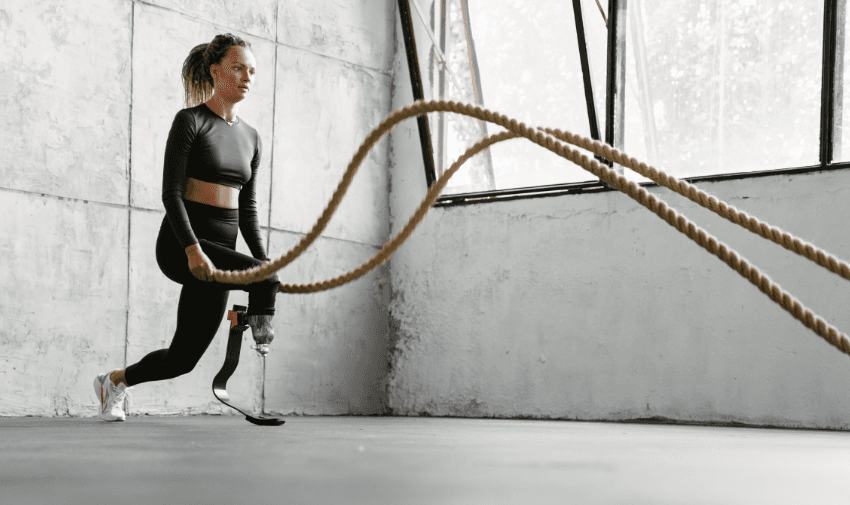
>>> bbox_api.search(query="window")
[398,0,850,203]
[623,0,824,181]
[426,0,608,195]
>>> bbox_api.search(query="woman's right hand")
[185,243,216,282]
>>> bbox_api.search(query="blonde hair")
[181,33,252,109]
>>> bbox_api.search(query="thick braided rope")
[205,100,850,358]
[577,145,850,358]
[542,128,850,284]
[207,100,505,288]
[279,130,520,293]
[522,124,850,358]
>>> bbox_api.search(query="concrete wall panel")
[126,209,264,415]
[142,0,277,39]
[0,0,131,204]
[278,0,395,70]
[271,46,391,246]
[0,192,127,416]
[1,0,394,419]
[263,229,390,415]
[386,160,850,428]
[131,3,275,227]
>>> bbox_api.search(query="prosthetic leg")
[212,304,286,426]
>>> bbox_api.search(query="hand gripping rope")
[205,100,850,424]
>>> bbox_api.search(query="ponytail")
[181,33,252,109]
[182,43,212,109]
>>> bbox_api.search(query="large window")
[623,0,824,181]
[425,0,608,194]
[399,0,850,203]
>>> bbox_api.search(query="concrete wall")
[386,4,850,430]
[0,0,396,417]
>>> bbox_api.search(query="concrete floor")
[1,416,849,505]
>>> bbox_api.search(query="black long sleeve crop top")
[161,103,268,261]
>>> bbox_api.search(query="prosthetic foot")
[247,313,274,357]
[212,304,285,426]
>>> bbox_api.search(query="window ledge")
[434,163,850,208]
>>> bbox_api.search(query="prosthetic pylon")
[212,304,285,426]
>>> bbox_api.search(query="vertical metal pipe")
[605,0,627,171]
[438,0,447,177]
[398,0,438,187]
[821,0,840,166]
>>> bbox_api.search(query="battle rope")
[205,99,850,358]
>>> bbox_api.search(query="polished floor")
[1,415,849,505]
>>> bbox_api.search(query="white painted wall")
[0,0,396,417]
[386,3,850,429]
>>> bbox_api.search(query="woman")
[94,33,281,422]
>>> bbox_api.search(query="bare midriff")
[184,177,239,209]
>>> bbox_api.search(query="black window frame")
[396,0,850,207]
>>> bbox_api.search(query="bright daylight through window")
[623,0,823,181]
[416,0,844,199]
[425,0,609,195]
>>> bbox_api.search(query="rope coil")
[205,99,850,359]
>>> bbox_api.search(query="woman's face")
[210,45,256,102]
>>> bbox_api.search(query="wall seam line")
[383,0,401,417]
[134,0,392,74]
[0,187,152,210]
[259,0,282,417]
[0,185,386,250]
[124,0,135,414]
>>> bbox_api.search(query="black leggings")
[124,200,280,387]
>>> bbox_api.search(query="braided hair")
[181,33,252,109]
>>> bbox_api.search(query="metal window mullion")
[398,0,438,188]
[605,0,627,172]
[573,0,602,142]
[572,0,605,175]
[821,0,840,166]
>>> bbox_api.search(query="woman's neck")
[204,96,239,122]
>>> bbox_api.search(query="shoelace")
[108,382,134,411]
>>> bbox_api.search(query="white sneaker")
[93,370,133,422]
